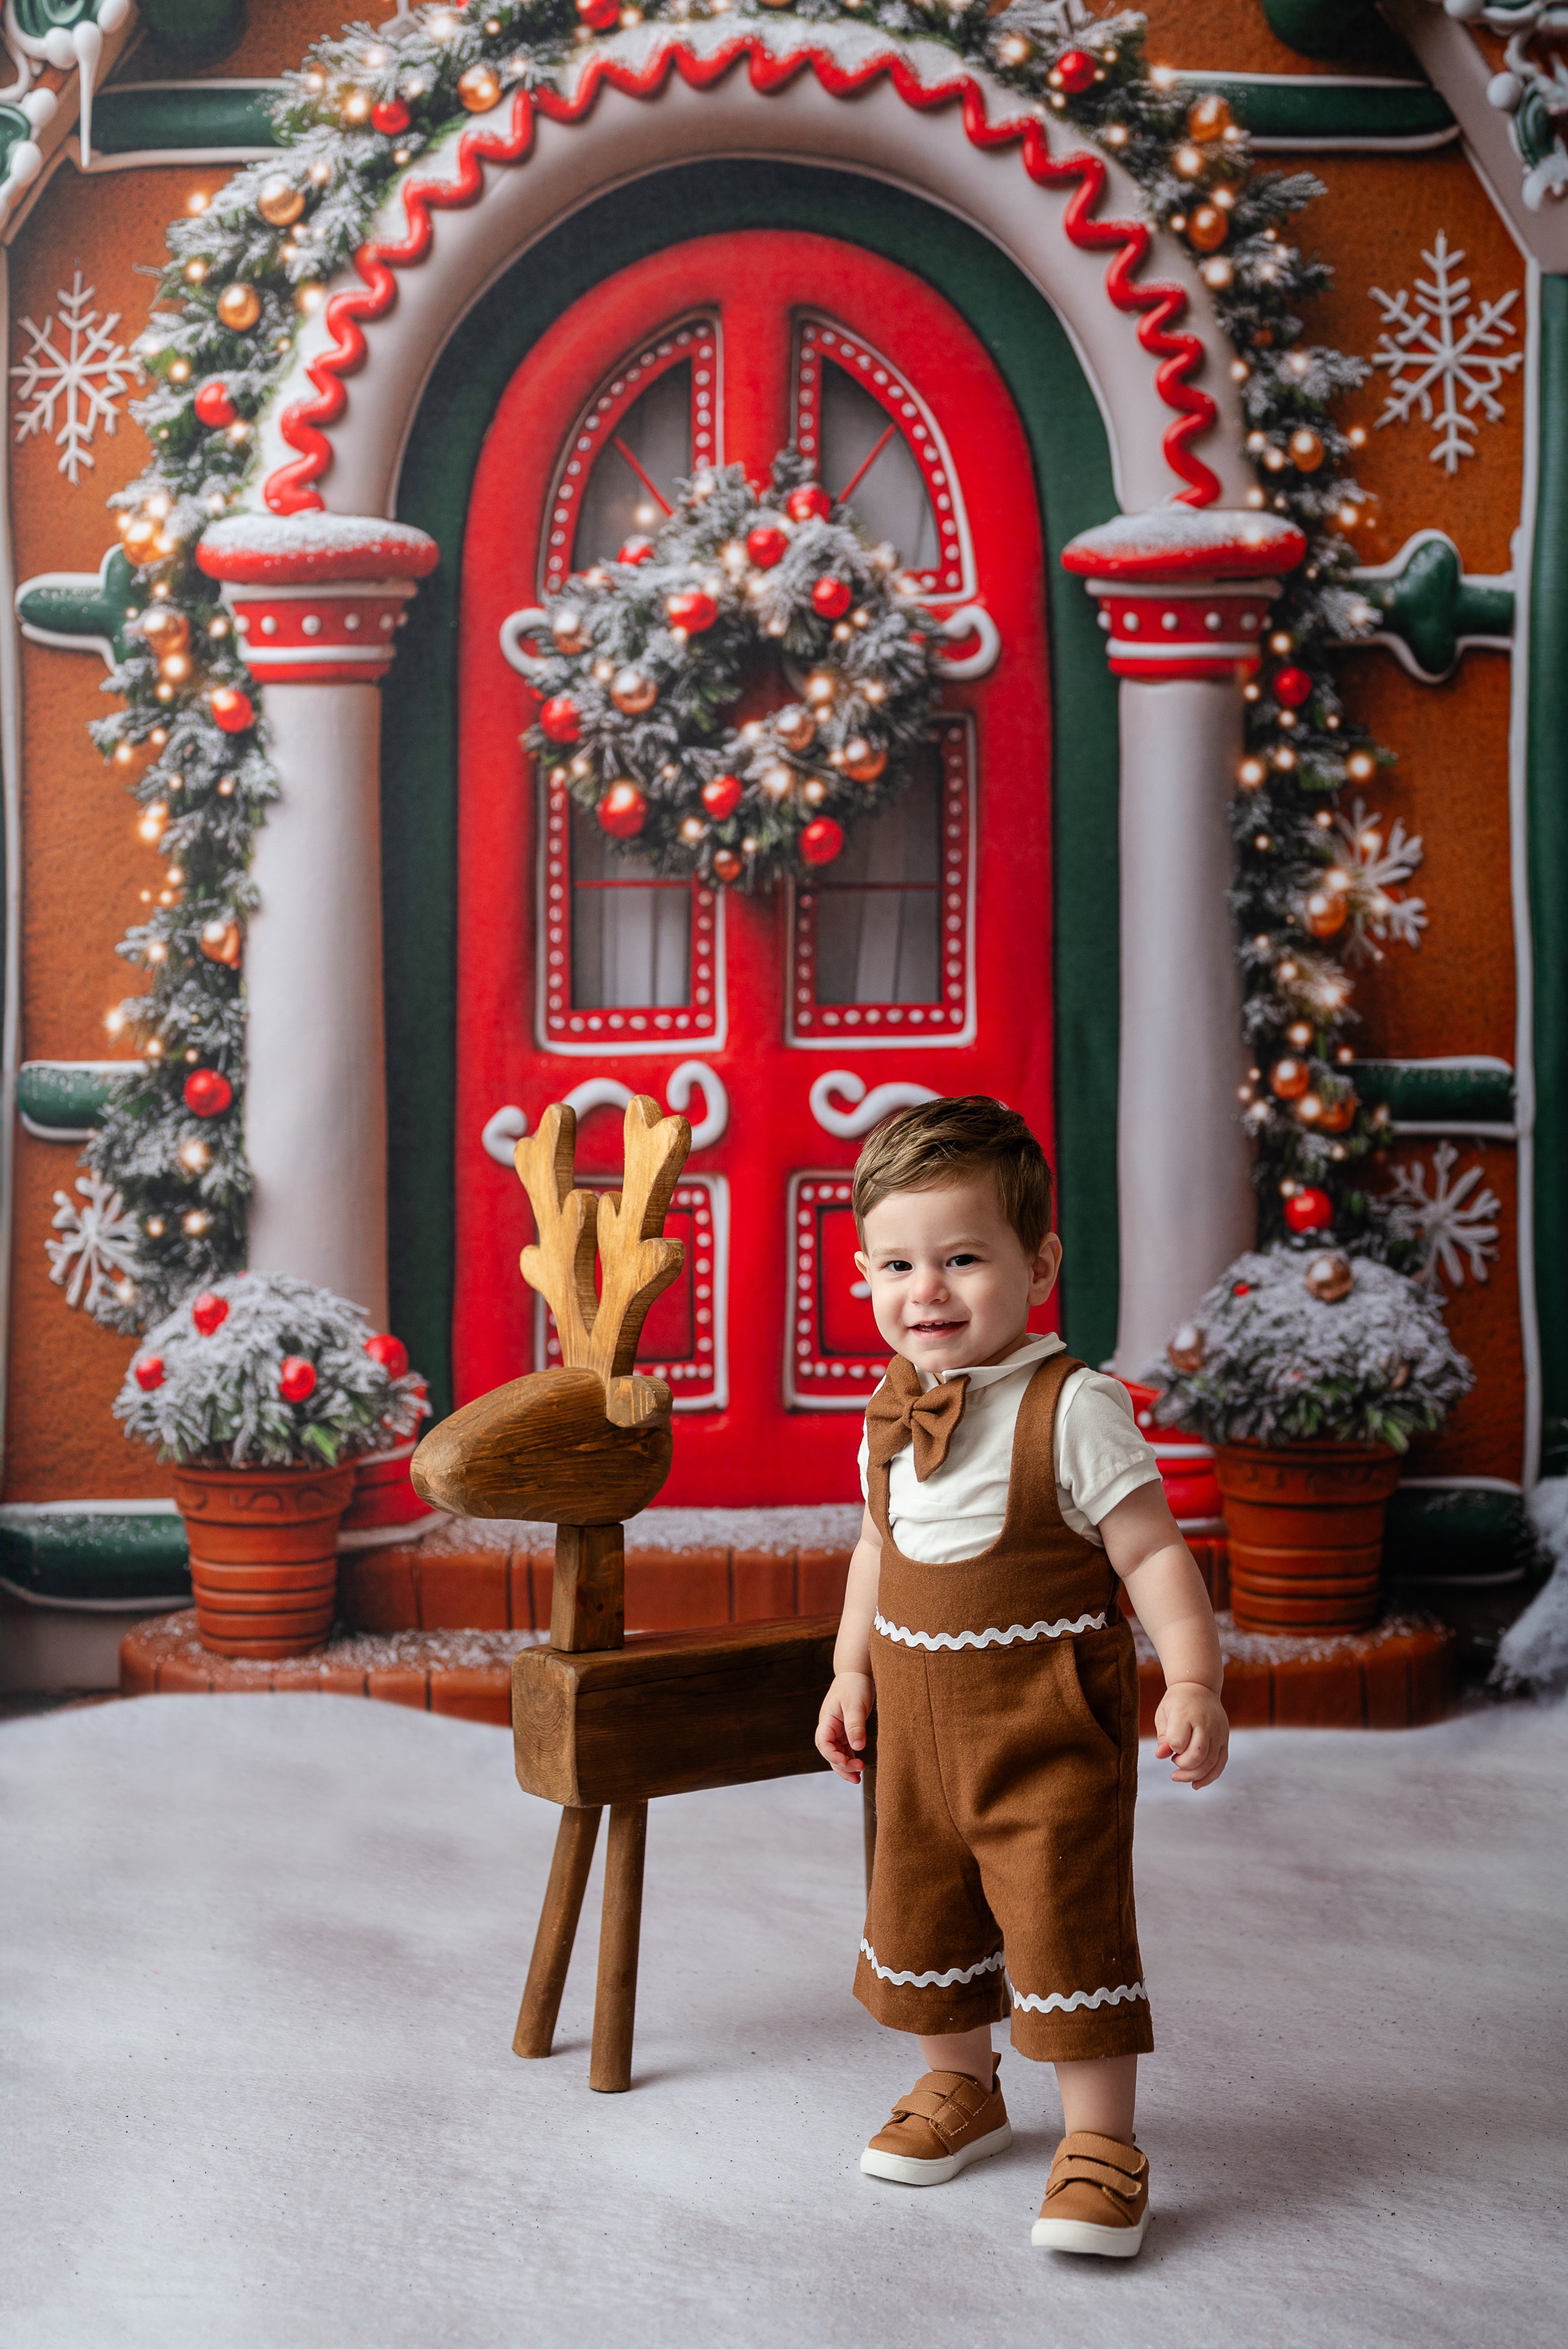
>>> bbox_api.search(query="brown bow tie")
[865,1358,970,1482]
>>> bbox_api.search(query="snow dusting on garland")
[81,0,1422,1334]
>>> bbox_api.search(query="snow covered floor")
[2,1697,1565,2349]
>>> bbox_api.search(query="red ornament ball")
[1055,47,1098,93]
[702,772,743,820]
[209,686,254,735]
[364,1331,409,1378]
[1230,1281,1253,1297]
[617,534,655,566]
[538,695,582,744]
[1283,1186,1334,1236]
[190,1290,229,1336]
[370,97,410,135]
[811,575,852,619]
[786,484,832,524]
[133,1354,165,1391]
[1274,665,1313,710]
[747,523,790,570]
[666,588,718,635]
[800,816,844,867]
[711,848,744,884]
[597,781,648,840]
[577,0,620,25]
[183,1068,233,1118]
[278,1355,317,1404]
[193,380,237,429]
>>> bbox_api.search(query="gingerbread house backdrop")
[1,0,1563,1690]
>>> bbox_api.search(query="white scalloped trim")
[858,1940,1005,1989]
[872,1610,1107,1650]
[1007,1978,1148,2015]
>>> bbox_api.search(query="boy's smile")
[856,1174,1062,1375]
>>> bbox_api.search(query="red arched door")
[455,231,1055,1506]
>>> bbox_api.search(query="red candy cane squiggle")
[265,36,1221,516]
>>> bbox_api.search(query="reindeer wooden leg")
[862,1758,878,1898]
[589,1801,647,2093]
[514,1805,603,2059]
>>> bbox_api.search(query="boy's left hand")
[1155,1682,1229,1789]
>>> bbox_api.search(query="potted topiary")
[115,1273,428,1659]
[1150,1246,1472,1634]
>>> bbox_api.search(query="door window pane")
[571,362,692,574]
[813,752,941,1005]
[569,804,691,1008]
[817,360,940,573]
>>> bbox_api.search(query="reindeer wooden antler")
[514,1104,601,1371]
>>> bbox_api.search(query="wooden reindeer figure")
[412,1096,847,2091]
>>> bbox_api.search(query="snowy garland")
[1149,1247,1473,1452]
[518,450,940,884]
[80,0,1417,1333]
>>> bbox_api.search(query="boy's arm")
[1099,1481,1229,1790]
[815,1508,881,1783]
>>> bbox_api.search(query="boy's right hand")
[816,1670,876,1783]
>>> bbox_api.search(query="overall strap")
[1005,1351,1085,1541]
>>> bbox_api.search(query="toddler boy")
[816,1096,1228,2256]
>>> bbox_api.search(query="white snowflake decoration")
[11,270,140,487]
[46,1175,142,1313]
[1387,1143,1501,1289]
[1369,233,1523,473]
[1333,797,1427,959]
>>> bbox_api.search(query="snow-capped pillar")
[1061,509,1307,1376]
[196,515,440,1324]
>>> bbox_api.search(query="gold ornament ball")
[1304,887,1348,939]
[1289,427,1325,472]
[1185,205,1229,254]
[712,848,744,883]
[1304,1251,1354,1304]
[200,919,242,968]
[256,175,306,228]
[610,666,658,715]
[775,703,817,754]
[844,736,888,784]
[216,283,263,332]
[551,606,586,653]
[1187,93,1232,142]
[458,62,502,111]
[1317,1091,1358,1134]
[140,605,190,659]
[1167,1320,1206,1373]
[1269,1055,1309,1101]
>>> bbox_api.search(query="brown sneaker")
[1030,2131,1150,2256]
[860,2064,1010,2187]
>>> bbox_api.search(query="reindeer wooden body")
[412,1097,850,2091]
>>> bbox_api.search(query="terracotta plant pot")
[1213,1440,1403,1635]
[340,1438,440,1536]
[171,1461,357,1659]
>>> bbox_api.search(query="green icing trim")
[1383,1486,1535,1585]
[16,1062,133,1137]
[1353,1061,1516,1129]
[1258,0,1420,75]
[1177,70,1453,142]
[0,1511,190,1602]
[14,546,145,663]
[1357,533,1514,680]
[134,1,249,69]
[92,82,281,155]
[1529,276,1568,1476]
[382,160,1122,1416]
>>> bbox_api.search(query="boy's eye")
[879,1258,912,1274]
[947,1253,978,1268]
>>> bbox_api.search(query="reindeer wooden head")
[410,1096,691,1525]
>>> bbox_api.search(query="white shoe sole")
[860,2121,1013,2187]
[1030,2206,1150,2258]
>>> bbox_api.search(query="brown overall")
[854,1352,1153,2063]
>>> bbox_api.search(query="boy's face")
[855,1174,1062,1376]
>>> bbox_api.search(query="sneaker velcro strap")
[890,2088,952,2125]
[1057,2131,1146,2178]
[1047,2153,1144,2202]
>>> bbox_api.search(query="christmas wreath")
[67,0,1433,1335]
[517,451,940,885]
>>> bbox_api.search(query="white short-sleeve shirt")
[856,1332,1162,1565]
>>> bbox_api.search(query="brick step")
[121,1607,1454,1732]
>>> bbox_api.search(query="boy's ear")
[1030,1233,1063,1301]
[854,1249,870,1278]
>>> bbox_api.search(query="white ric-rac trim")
[1007,1977,1148,2015]
[873,1610,1107,1650]
[858,1940,1005,1989]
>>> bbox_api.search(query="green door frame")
[381,160,1122,1419]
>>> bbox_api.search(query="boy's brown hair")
[852,1096,1055,1257]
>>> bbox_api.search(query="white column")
[1114,679,1252,1374]
[244,685,388,1323]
